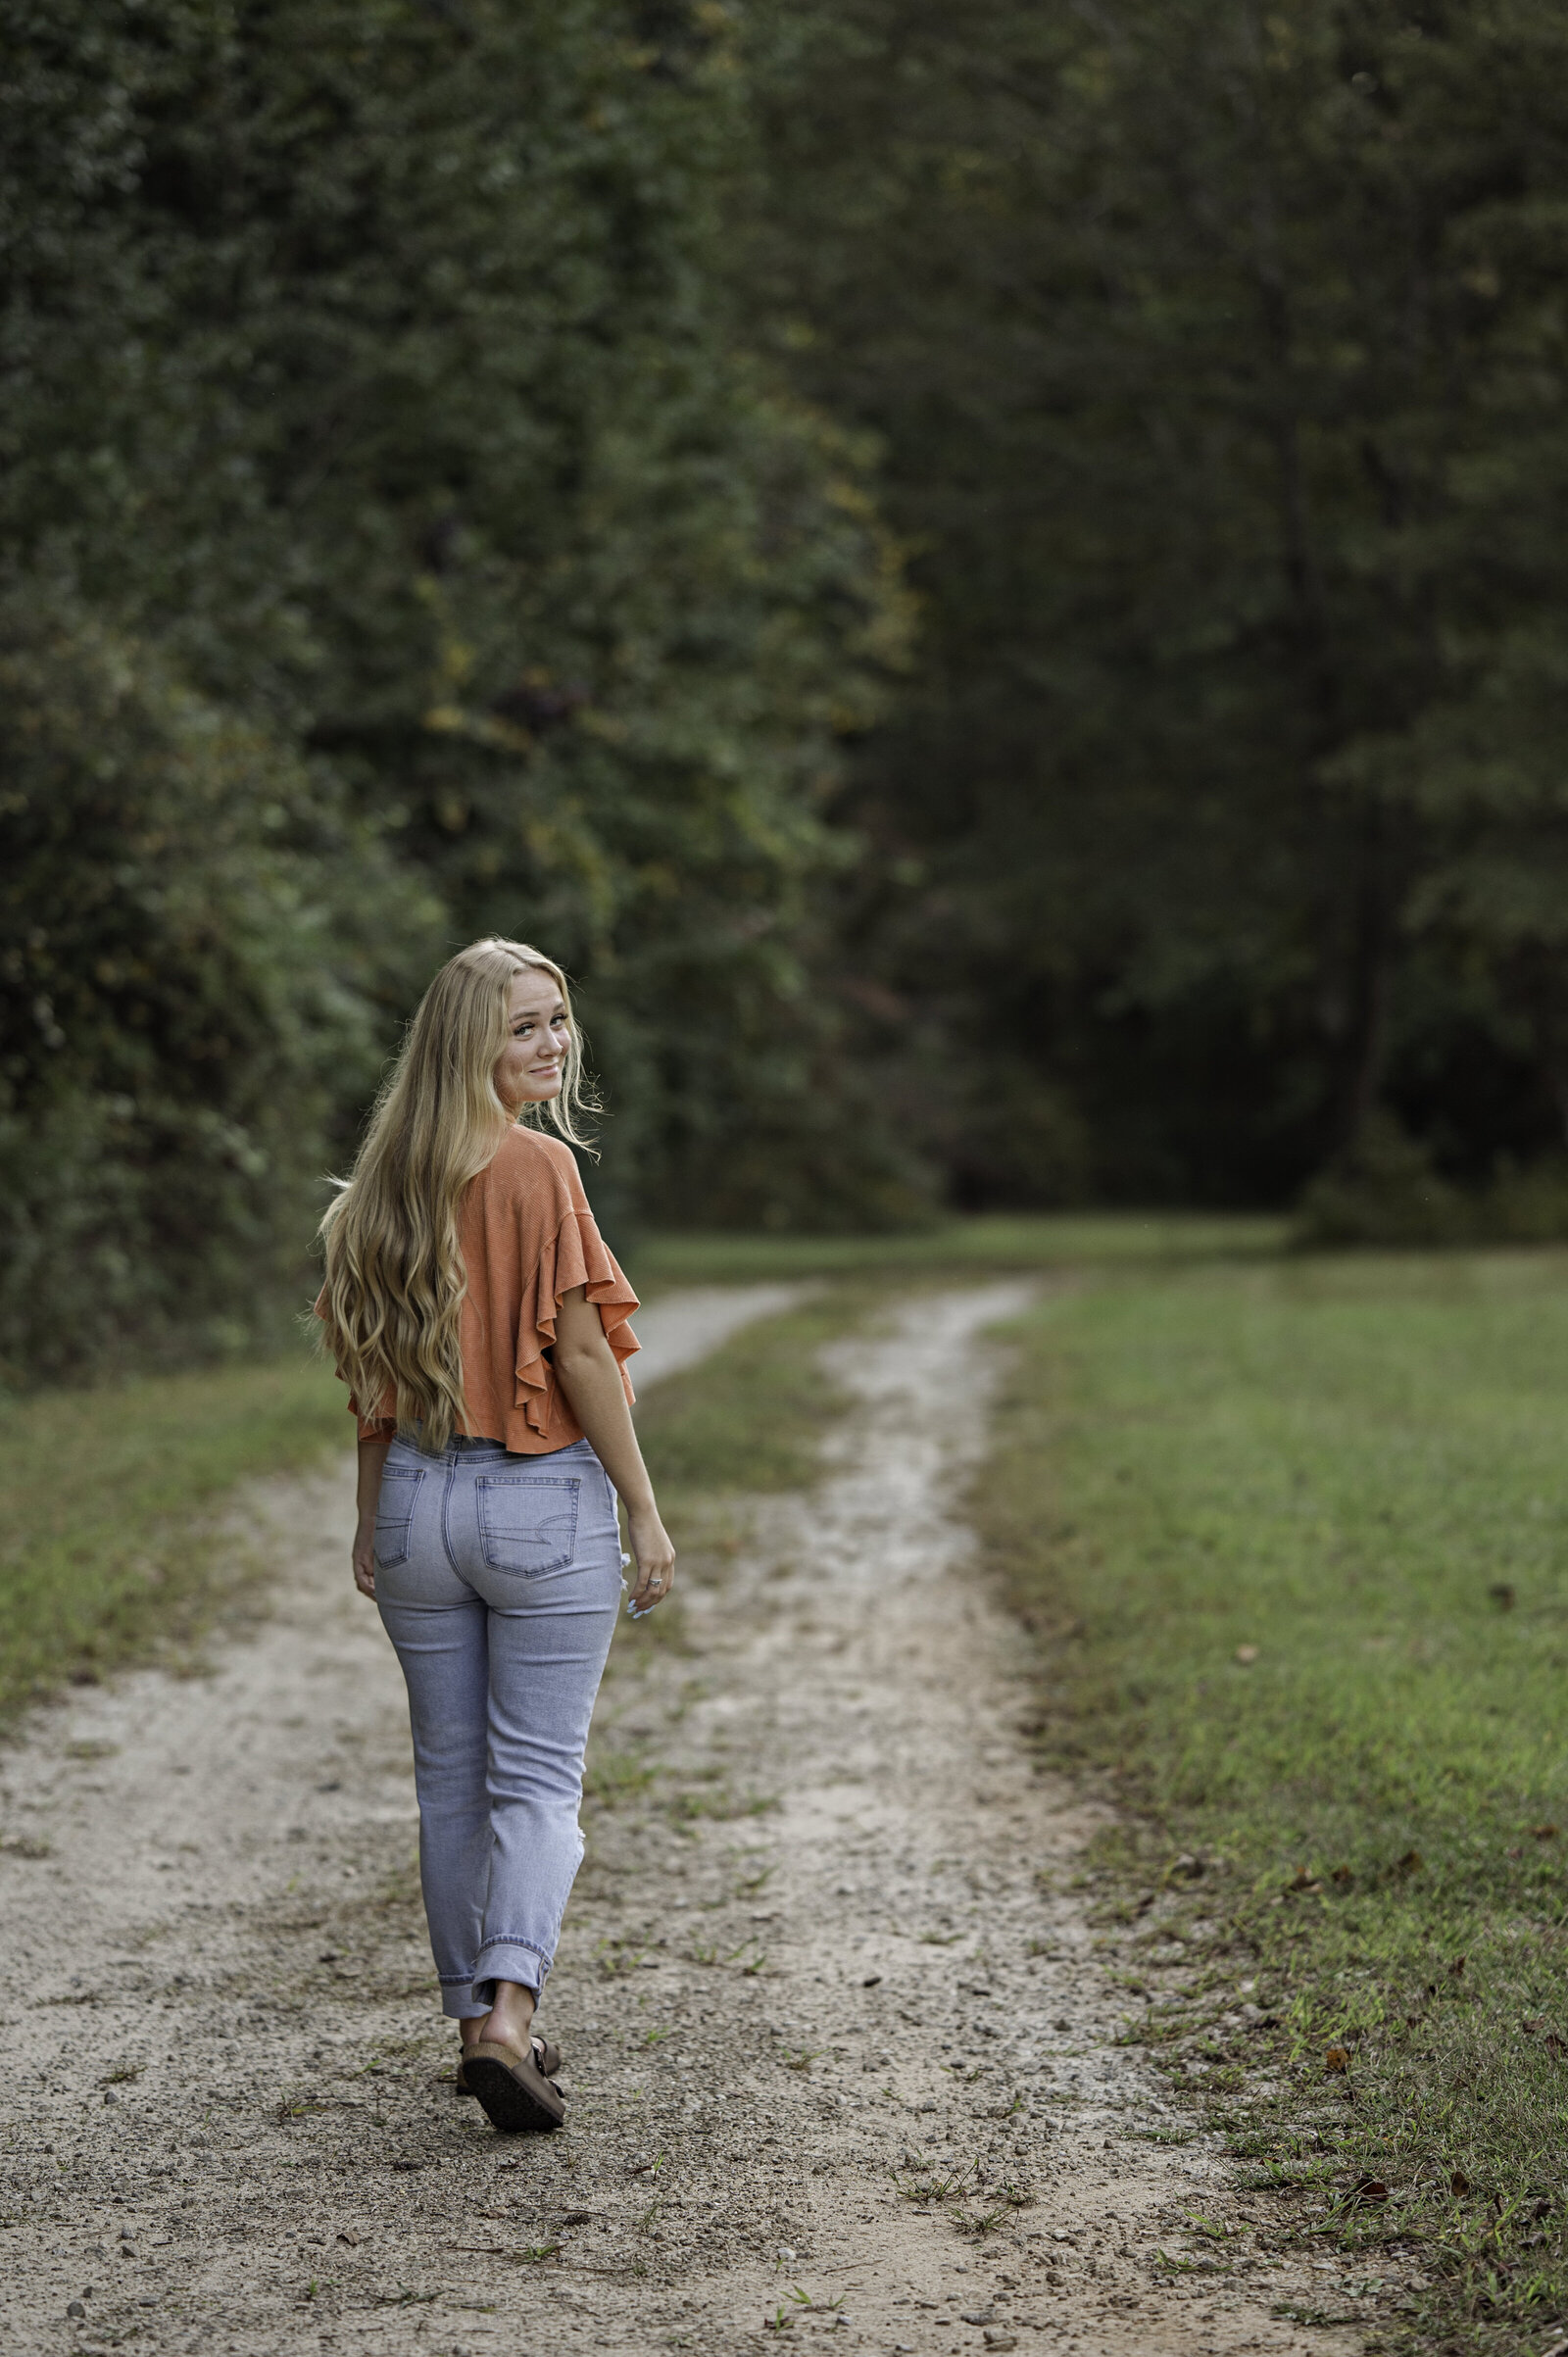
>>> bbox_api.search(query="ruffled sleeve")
[512,1155,640,1439]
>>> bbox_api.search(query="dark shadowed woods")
[9,0,1568,1383]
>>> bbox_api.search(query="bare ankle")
[480,1980,536,2050]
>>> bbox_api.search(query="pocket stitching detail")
[475,1475,581,1578]
[373,1465,425,1570]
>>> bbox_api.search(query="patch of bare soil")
[0,1287,1369,2357]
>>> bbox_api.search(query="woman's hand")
[625,1503,676,1615]
[353,1438,391,1600]
[352,1522,378,1598]
[551,1287,676,1617]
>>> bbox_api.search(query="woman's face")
[495,968,570,1113]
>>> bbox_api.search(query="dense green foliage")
[0,592,432,1376]
[985,1254,1568,2350]
[0,0,910,1376]
[747,0,1568,1212]
[12,1,1568,1374]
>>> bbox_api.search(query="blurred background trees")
[7,0,1568,1377]
[746,0,1568,1218]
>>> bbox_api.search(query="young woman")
[316,937,675,2135]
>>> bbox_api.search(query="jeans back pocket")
[374,1464,425,1570]
[476,1475,580,1576]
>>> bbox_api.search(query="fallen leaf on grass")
[1449,1955,1466,1977]
[1345,2177,1388,2208]
[1393,1849,1423,1875]
[1449,2171,1470,2196]
[1324,2046,1350,2075]
[1544,2032,1567,2059]
[1533,1823,1559,1841]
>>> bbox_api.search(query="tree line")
[5,0,1568,1379]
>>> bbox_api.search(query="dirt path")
[0,1286,1369,2357]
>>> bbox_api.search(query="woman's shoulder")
[483,1124,584,1205]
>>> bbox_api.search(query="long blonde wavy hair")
[317,938,594,1451]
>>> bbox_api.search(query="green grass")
[0,1351,352,1726]
[626,1209,1287,1286]
[606,1284,873,1678]
[0,1214,1268,1727]
[0,1271,868,1729]
[982,1250,1568,2355]
[633,1284,870,1498]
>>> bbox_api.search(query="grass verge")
[629,1210,1286,1286]
[0,1352,351,1728]
[605,1283,873,1679]
[981,1251,1568,2356]
[0,1268,871,1737]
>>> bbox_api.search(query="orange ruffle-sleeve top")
[323,1126,639,1453]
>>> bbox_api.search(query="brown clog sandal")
[455,2032,560,2095]
[463,2037,566,2133]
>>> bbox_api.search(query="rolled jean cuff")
[473,1937,551,2004]
[439,1974,491,2023]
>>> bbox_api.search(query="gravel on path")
[0,1284,1364,2356]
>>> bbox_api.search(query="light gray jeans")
[373,1434,622,2018]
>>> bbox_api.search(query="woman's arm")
[553,1284,675,1612]
[352,1438,391,1597]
